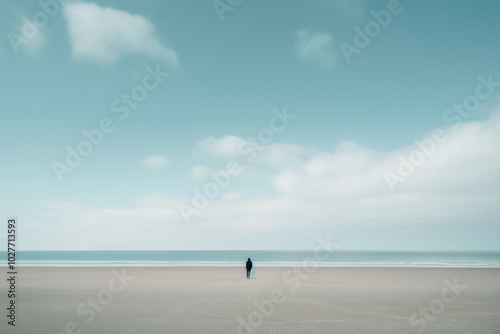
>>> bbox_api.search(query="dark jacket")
[246,259,253,270]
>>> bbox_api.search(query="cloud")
[194,135,315,166]
[33,194,183,250]
[62,2,178,65]
[254,142,317,167]
[182,112,500,233]
[30,111,500,249]
[139,155,170,169]
[295,30,336,69]
[191,111,499,222]
[191,165,211,179]
[194,135,244,158]
[220,192,243,200]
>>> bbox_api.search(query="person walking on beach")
[246,258,253,279]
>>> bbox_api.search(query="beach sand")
[2,267,500,333]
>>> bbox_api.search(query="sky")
[0,0,499,250]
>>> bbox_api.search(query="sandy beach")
[2,267,500,333]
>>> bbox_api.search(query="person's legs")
[247,269,250,278]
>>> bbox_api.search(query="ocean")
[2,250,500,267]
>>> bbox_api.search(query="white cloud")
[191,165,211,179]
[185,113,500,232]
[295,30,336,69]
[194,135,244,158]
[63,2,178,65]
[139,155,170,169]
[29,111,500,250]
[194,135,315,166]
[220,192,244,200]
[274,113,500,204]
[33,194,183,250]
[254,142,316,167]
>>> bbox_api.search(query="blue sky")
[1,0,499,250]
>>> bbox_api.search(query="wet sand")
[1,267,499,333]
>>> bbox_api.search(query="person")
[246,258,253,279]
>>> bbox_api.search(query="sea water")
[1,250,500,267]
